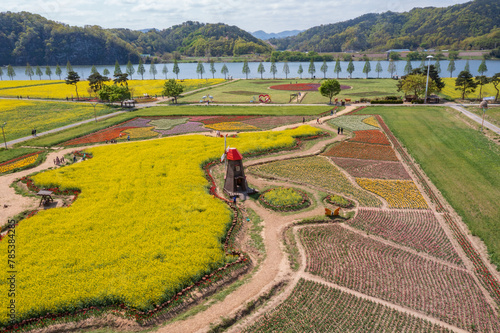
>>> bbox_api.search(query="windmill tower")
[223,148,254,196]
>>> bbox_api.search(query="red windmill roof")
[227,148,242,161]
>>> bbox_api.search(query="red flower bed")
[323,142,399,161]
[0,151,43,167]
[62,127,135,146]
[269,83,351,91]
[351,130,391,145]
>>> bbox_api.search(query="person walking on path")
[303,117,305,124]
[338,127,340,135]
[341,127,344,135]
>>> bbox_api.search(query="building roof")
[227,148,242,161]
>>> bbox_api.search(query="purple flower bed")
[155,121,211,136]
[120,117,153,127]
[330,157,412,180]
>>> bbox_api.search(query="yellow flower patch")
[205,122,258,131]
[120,126,159,139]
[0,154,38,174]
[362,116,380,128]
[356,178,428,209]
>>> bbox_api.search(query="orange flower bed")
[323,141,399,161]
[63,127,135,146]
[351,130,391,145]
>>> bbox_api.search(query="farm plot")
[323,141,399,161]
[328,115,379,132]
[356,178,428,209]
[330,157,411,180]
[346,209,463,265]
[244,279,452,333]
[248,156,382,207]
[350,129,391,145]
[299,225,500,332]
[0,125,322,327]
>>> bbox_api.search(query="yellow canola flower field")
[0,125,320,325]
[0,154,38,174]
[441,77,499,100]
[356,178,428,209]
[205,122,258,131]
[0,79,225,99]
[0,80,61,90]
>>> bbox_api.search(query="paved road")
[449,104,500,135]
[5,111,126,147]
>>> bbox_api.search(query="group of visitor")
[53,156,65,165]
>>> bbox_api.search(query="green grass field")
[464,105,500,127]
[180,79,401,104]
[0,147,41,164]
[356,106,500,269]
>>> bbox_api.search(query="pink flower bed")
[330,157,411,180]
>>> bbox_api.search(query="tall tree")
[210,60,216,79]
[221,64,229,80]
[375,61,383,78]
[308,59,316,79]
[91,65,98,75]
[435,59,441,74]
[66,61,73,74]
[242,60,250,79]
[363,60,371,78]
[7,65,15,80]
[464,60,470,73]
[65,71,81,99]
[126,61,135,80]
[114,60,122,76]
[196,61,205,79]
[298,64,304,79]
[88,72,109,97]
[455,71,477,99]
[347,59,355,79]
[478,60,488,76]
[320,60,328,79]
[162,64,169,79]
[334,58,342,79]
[270,60,277,79]
[283,61,290,79]
[25,63,34,80]
[319,79,341,104]
[475,75,489,100]
[0,67,3,80]
[137,59,146,80]
[55,64,62,79]
[35,65,43,80]
[162,79,184,103]
[149,59,158,79]
[399,74,437,99]
[173,59,180,79]
[404,58,412,75]
[388,60,396,78]
[447,59,456,78]
[257,62,265,79]
[113,73,129,88]
[491,73,500,102]
[103,68,110,76]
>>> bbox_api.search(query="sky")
[2,0,471,33]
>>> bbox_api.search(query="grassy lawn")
[356,105,500,269]
[0,99,116,142]
[0,147,41,164]
[179,78,401,104]
[17,105,332,147]
[464,105,500,127]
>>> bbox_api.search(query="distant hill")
[0,14,272,66]
[251,30,303,40]
[270,0,500,52]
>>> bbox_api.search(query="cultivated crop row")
[328,115,380,131]
[245,279,453,332]
[346,208,463,265]
[350,129,391,145]
[356,178,429,209]
[323,141,399,161]
[249,156,382,207]
[330,157,411,180]
[299,225,500,332]
[0,151,42,174]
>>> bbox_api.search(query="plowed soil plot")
[346,209,463,265]
[299,225,500,332]
[330,157,411,180]
[323,141,399,161]
[244,279,453,333]
[351,130,391,145]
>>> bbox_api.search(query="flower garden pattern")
[346,209,463,265]
[244,279,453,333]
[356,178,428,209]
[350,129,391,145]
[0,151,41,174]
[328,115,379,132]
[362,115,380,128]
[259,187,310,212]
[299,225,500,332]
[323,141,399,161]
[325,194,354,208]
[330,157,411,180]
[205,122,258,131]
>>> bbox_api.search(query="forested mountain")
[0,13,271,66]
[270,0,500,52]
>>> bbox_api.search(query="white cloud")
[0,0,470,32]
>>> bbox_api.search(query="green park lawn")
[180,78,401,104]
[356,106,500,269]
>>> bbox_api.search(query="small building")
[426,95,441,104]
[223,148,255,196]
